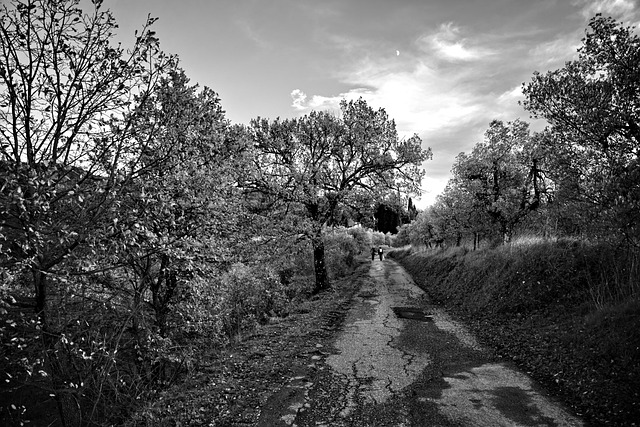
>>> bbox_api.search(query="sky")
[106,0,640,208]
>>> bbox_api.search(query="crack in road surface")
[325,260,431,408]
[262,258,584,426]
[318,258,584,426]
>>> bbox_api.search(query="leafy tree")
[403,210,435,247]
[0,0,173,423]
[0,0,173,324]
[430,182,487,247]
[375,202,403,234]
[108,69,250,336]
[247,98,430,292]
[450,119,546,243]
[393,223,411,247]
[522,15,640,241]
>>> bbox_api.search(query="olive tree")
[247,98,430,292]
[449,120,546,243]
[522,15,640,241]
[111,68,250,337]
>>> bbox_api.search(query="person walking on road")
[378,246,384,261]
[371,247,376,261]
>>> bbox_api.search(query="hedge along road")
[262,256,585,427]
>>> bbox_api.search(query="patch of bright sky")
[107,0,639,208]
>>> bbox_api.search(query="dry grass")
[389,240,640,426]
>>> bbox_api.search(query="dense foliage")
[0,1,426,424]
[523,15,640,242]
[246,100,430,293]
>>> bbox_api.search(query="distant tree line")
[397,15,640,250]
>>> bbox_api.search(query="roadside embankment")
[388,241,640,427]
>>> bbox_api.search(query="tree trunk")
[132,286,143,336]
[47,349,82,427]
[35,267,83,426]
[150,255,179,336]
[306,202,329,294]
[312,237,328,294]
[33,266,47,325]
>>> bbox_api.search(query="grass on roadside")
[389,240,640,427]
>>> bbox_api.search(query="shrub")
[174,275,227,345]
[370,231,386,246]
[393,225,411,247]
[217,263,288,338]
[346,226,369,253]
[324,231,359,279]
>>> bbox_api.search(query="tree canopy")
[522,14,640,242]
[247,98,431,292]
[0,0,175,324]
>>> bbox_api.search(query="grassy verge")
[389,240,640,427]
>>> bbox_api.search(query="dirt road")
[258,258,584,426]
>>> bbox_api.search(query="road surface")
[259,258,583,426]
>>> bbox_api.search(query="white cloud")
[574,0,637,19]
[288,21,574,206]
[414,176,449,209]
[418,22,492,62]
[291,89,307,110]
[292,57,489,139]
[497,85,525,108]
[290,88,369,114]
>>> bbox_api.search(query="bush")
[268,239,315,300]
[0,270,194,426]
[370,231,386,246]
[346,226,369,253]
[174,275,227,345]
[217,263,289,338]
[324,231,359,279]
[393,225,411,247]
